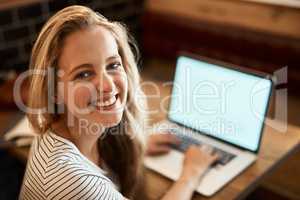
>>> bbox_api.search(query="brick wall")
[0,0,144,74]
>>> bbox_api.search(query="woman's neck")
[51,117,104,166]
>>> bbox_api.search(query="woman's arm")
[161,146,218,200]
[161,170,205,200]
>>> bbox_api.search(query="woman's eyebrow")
[106,55,121,62]
[68,63,92,75]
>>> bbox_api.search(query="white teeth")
[97,95,117,107]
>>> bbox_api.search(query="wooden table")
[1,81,300,200]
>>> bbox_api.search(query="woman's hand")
[161,145,219,200]
[180,145,219,189]
[146,133,181,156]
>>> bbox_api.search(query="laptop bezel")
[167,52,274,154]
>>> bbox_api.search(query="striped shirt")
[19,131,124,200]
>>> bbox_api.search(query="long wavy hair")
[27,5,147,199]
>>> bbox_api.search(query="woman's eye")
[107,62,122,70]
[74,70,94,80]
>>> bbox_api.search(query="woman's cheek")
[69,86,93,112]
[116,72,128,104]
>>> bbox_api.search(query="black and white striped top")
[19,131,124,200]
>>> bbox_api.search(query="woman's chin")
[93,113,123,128]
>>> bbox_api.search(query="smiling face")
[57,25,128,129]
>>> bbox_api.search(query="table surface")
[1,81,300,200]
[142,82,300,200]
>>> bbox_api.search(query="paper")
[4,116,37,147]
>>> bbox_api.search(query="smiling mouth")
[90,94,119,110]
[97,95,117,107]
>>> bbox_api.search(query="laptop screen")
[168,56,272,152]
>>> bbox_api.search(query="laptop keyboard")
[169,129,236,166]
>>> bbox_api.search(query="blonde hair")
[27,5,147,199]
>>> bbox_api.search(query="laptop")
[144,54,273,196]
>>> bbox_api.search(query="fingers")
[211,153,220,162]
[147,144,171,156]
[147,133,180,156]
[200,145,220,164]
[189,144,217,158]
[200,145,213,154]
[153,133,181,145]
[152,145,171,154]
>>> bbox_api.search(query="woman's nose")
[97,73,115,93]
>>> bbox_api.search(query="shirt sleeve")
[47,174,125,200]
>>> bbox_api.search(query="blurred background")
[0,0,299,199]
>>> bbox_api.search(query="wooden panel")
[142,0,300,86]
[147,0,300,39]
[244,0,300,9]
[0,0,42,10]
[263,140,300,199]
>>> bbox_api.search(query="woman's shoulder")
[29,131,81,165]
[20,132,124,199]
[21,175,124,200]
[21,162,124,200]
[28,131,106,177]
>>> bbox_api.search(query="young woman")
[20,5,218,200]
